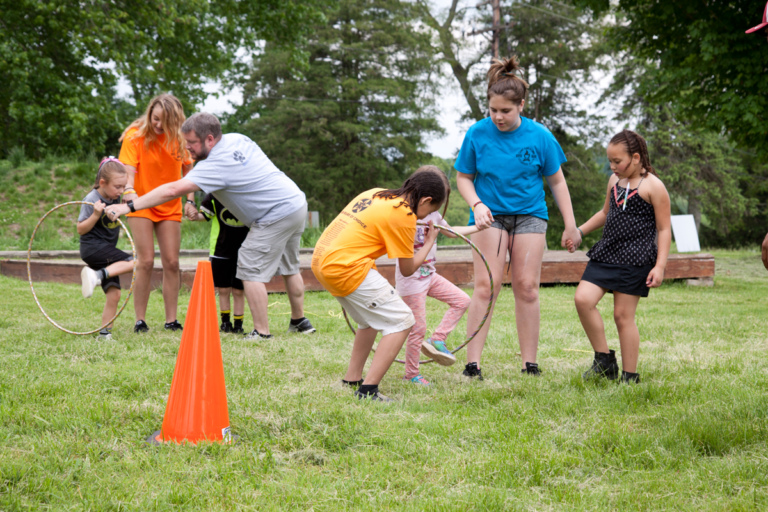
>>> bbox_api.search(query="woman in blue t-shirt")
[455,56,581,379]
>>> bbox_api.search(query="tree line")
[2,0,767,247]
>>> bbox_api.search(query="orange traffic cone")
[146,260,233,445]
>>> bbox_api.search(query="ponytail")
[373,171,446,215]
[487,55,529,104]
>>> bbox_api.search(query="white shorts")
[335,269,415,336]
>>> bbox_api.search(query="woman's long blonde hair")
[119,93,189,161]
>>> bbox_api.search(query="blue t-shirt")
[454,116,566,223]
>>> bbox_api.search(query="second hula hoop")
[342,224,494,365]
[27,201,137,335]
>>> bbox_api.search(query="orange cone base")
[145,429,238,446]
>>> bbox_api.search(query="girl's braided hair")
[487,55,529,104]
[609,130,657,176]
[373,170,446,215]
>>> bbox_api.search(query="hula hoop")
[27,201,137,335]
[342,224,494,364]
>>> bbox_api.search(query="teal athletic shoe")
[420,338,457,366]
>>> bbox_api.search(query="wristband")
[577,227,584,237]
[124,189,136,194]
[471,200,483,211]
[127,200,136,213]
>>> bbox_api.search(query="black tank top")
[586,180,658,266]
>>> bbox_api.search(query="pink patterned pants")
[400,273,471,379]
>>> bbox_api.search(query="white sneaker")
[81,267,101,298]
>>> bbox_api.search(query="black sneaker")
[582,350,619,380]
[288,317,316,334]
[355,389,394,402]
[462,362,484,381]
[220,320,234,333]
[164,320,183,331]
[231,325,245,334]
[621,371,640,383]
[134,320,149,333]
[341,379,364,388]
[522,362,542,376]
[244,329,273,340]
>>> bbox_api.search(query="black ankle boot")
[583,350,619,380]
[621,370,640,383]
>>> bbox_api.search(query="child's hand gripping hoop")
[27,201,137,335]
[342,224,494,364]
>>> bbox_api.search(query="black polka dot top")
[586,179,658,266]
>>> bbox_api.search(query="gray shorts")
[335,270,415,336]
[236,203,307,283]
[491,214,547,234]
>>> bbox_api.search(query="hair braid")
[610,129,657,176]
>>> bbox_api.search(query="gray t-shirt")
[78,189,121,253]
[185,133,306,227]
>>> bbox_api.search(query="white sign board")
[670,214,700,252]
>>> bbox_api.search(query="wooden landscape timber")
[2,247,715,292]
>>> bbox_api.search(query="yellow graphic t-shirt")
[311,189,416,297]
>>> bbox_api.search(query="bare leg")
[243,280,270,334]
[464,228,509,368]
[127,217,156,323]
[218,287,232,313]
[104,260,135,279]
[574,280,610,353]
[102,287,121,328]
[283,273,305,320]
[363,328,411,385]
[344,327,379,382]
[508,233,547,368]
[613,292,641,373]
[232,288,245,316]
[154,220,181,324]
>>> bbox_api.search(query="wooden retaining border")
[2,248,715,292]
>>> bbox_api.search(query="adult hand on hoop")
[473,203,494,230]
[107,203,131,220]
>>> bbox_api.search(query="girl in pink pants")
[395,167,480,385]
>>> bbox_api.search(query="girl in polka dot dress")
[567,130,671,383]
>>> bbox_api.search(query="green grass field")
[2,250,767,510]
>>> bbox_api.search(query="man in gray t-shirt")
[106,113,316,338]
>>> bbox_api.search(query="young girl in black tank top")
[566,130,672,383]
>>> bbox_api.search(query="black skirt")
[580,259,654,297]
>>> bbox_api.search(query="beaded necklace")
[613,176,645,211]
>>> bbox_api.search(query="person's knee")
[232,288,244,298]
[163,258,180,274]
[514,280,539,304]
[574,290,593,313]
[473,277,495,302]
[613,308,636,329]
[135,258,153,273]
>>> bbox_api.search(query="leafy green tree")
[598,0,768,158]
[0,0,327,158]
[229,0,442,219]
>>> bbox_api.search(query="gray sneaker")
[287,318,316,334]
[96,328,112,341]
[420,338,457,366]
[244,329,273,340]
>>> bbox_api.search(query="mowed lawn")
[1,250,767,511]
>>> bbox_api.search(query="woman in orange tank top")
[118,94,194,333]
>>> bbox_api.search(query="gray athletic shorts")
[236,203,307,283]
[491,214,547,234]
[335,270,415,336]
